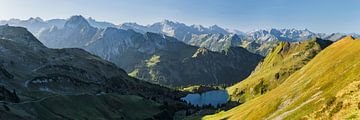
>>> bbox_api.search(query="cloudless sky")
[0,0,359,33]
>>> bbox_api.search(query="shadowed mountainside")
[0,25,185,120]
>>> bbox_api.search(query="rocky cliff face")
[3,16,357,57]
[36,16,263,87]
[187,33,242,52]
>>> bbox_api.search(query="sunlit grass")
[205,36,360,119]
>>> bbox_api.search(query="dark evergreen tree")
[185,109,191,116]
[11,89,20,103]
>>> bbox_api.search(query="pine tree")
[11,89,20,103]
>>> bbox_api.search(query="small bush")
[330,101,343,116]
[275,73,280,80]
[254,80,268,95]
[325,97,336,106]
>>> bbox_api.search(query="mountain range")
[1,16,359,57]
[2,15,359,87]
[0,25,186,119]
[33,15,263,87]
[1,15,360,120]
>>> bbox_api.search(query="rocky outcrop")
[36,16,263,87]
[0,86,19,103]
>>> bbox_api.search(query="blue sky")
[0,0,359,33]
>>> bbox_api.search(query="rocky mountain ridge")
[34,15,263,87]
[1,16,358,56]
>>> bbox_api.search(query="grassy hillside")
[1,93,164,120]
[204,36,360,119]
[227,38,332,103]
[0,25,187,119]
[130,46,263,87]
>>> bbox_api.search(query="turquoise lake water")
[181,90,229,107]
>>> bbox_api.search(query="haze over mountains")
[1,15,359,87]
[1,15,358,56]
[1,15,360,119]
[35,16,264,87]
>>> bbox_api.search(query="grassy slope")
[2,93,162,120]
[227,38,331,103]
[180,85,223,93]
[204,36,360,119]
[130,46,262,87]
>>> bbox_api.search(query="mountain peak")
[64,15,91,28]
[27,17,44,22]
[161,19,175,24]
[191,24,206,31]
[208,25,228,34]
[228,33,239,39]
[209,25,224,31]
[344,35,355,40]
[209,24,221,29]
[122,22,139,25]
[0,25,45,48]
[87,17,95,21]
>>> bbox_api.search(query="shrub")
[330,101,343,116]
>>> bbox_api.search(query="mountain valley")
[24,15,263,87]
[0,11,359,120]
